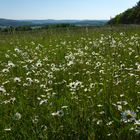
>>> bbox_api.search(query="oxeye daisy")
[14,77,21,83]
[0,86,6,93]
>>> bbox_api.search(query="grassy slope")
[0,26,140,140]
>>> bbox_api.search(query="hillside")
[0,26,140,140]
[0,18,32,27]
[108,1,140,24]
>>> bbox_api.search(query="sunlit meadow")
[0,26,140,140]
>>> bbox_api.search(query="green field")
[0,26,140,140]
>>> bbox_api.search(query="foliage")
[42,24,76,29]
[0,24,76,32]
[108,1,140,24]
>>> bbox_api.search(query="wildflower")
[120,32,124,36]
[120,63,125,69]
[69,80,82,91]
[61,106,68,109]
[41,125,47,131]
[85,88,89,92]
[5,54,10,58]
[120,94,124,97]
[47,72,53,79]
[85,45,89,50]
[122,101,128,105]
[90,83,95,88]
[10,97,16,103]
[117,105,122,111]
[15,112,22,120]
[137,64,140,71]
[99,111,105,115]
[36,61,42,67]
[2,97,16,105]
[48,80,52,85]
[26,77,33,84]
[14,48,21,53]
[52,92,56,96]
[121,110,136,123]
[8,61,15,68]
[97,120,102,125]
[39,99,48,105]
[107,133,112,136]
[2,68,9,73]
[31,41,35,45]
[14,77,21,83]
[0,86,6,93]
[51,112,58,116]
[96,62,101,67]
[99,70,105,74]
[52,110,64,117]
[34,79,40,83]
[57,110,64,117]
[97,104,102,108]
[130,127,135,131]
[32,116,39,124]
[106,121,113,126]
[69,82,77,90]
[136,80,140,86]
[67,61,74,66]
[4,128,11,131]
[135,120,140,127]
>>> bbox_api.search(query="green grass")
[0,26,140,140]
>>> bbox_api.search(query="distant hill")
[0,18,32,27]
[108,1,140,24]
[0,19,108,27]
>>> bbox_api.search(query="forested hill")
[0,19,107,27]
[108,1,140,24]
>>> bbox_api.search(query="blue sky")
[0,0,138,20]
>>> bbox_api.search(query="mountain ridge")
[0,18,108,27]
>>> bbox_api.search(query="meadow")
[0,26,140,140]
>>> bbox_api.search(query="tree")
[137,0,140,6]
[108,0,140,24]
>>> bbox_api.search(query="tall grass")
[0,26,140,140]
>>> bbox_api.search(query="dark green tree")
[108,0,140,24]
[137,0,140,6]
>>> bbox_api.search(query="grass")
[0,26,140,140]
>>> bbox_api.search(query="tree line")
[0,24,76,32]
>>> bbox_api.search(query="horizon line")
[0,18,109,21]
